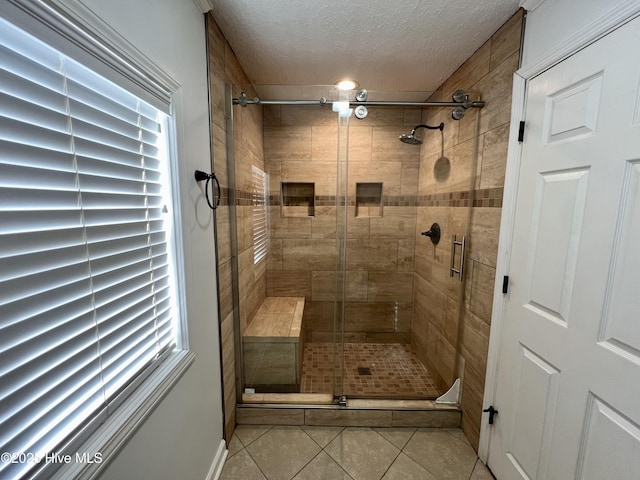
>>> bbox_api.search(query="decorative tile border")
[220,187,504,209]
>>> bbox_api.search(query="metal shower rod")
[233,91,485,109]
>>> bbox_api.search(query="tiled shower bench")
[242,297,305,392]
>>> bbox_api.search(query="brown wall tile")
[282,239,337,271]
[345,239,399,271]
[267,270,312,298]
[490,9,524,71]
[479,123,510,189]
[312,271,368,302]
[264,125,312,162]
[369,206,417,239]
[367,272,414,303]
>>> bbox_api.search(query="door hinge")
[483,405,499,425]
[518,121,525,142]
[502,275,509,294]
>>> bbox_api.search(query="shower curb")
[236,396,461,428]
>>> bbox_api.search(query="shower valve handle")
[421,223,441,245]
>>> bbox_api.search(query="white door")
[487,17,640,480]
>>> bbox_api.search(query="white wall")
[68,1,225,479]
[520,0,639,68]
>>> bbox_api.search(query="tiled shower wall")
[414,10,524,448]
[207,14,266,440]
[263,106,422,344]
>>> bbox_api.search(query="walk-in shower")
[219,83,484,405]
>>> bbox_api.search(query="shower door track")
[233,97,485,109]
[233,97,485,108]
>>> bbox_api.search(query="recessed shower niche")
[355,182,383,217]
[281,182,314,217]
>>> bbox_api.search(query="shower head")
[399,133,422,145]
[399,122,444,145]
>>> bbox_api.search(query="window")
[0,11,187,479]
[252,166,269,264]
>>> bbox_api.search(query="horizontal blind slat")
[71,116,141,151]
[0,91,69,130]
[2,366,104,455]
[0,139,74,170]
[76,154,144,181]
[0,295,94,354]
[0,116,72,151]
[0,264,90,306]
[0,227,86,260]
[0,162,77,191]
[0,211,83,235]
[85,220,164,243]
[0,325,99,406]
[0,68,66,112]
[66,77,138,124]
[0,245,87,283]
[0,281,93,331]
[0,187,80,211]
[0,43,63,90]
[0,19,63,74]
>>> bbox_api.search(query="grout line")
[242,445,270,480]
[370,427,405,480]
[234,424,273,448]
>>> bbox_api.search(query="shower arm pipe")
[233,97,485,109]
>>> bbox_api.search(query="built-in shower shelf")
[281,182,314,217]
[355,182,383,217]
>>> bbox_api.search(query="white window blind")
[0,17,176,479]
[252,166,269,264]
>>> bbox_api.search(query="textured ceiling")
[207,0,521,93]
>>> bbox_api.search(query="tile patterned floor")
[300,343,442,398]
[220,425,495,480]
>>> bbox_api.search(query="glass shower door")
[332,89,481,400]
[332,88,351,403]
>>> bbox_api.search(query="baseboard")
[205,439,228,480]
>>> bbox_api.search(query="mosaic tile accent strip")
[472,187,504,208]
[265,188,504,208]
[300,343,442,398]
[218,186,504,210]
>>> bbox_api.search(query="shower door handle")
[450,235,465,282]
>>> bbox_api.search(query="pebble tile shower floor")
[300,343,442,398]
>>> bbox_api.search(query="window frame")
[0,1,194,479]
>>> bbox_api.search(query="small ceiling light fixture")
[336,79,359,91]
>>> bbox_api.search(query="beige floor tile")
[220,449,266,480]
[247,426,321,480]
[293,452,354,480]
[325,427,400,480]
[446,428,472,445]
[403,429,477,480]
[373,427,416,450]
[234,425,273,446]
[382,453,439,480]
[227,434,244,458]
[470,460,496,479]
[301,426,345,447]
